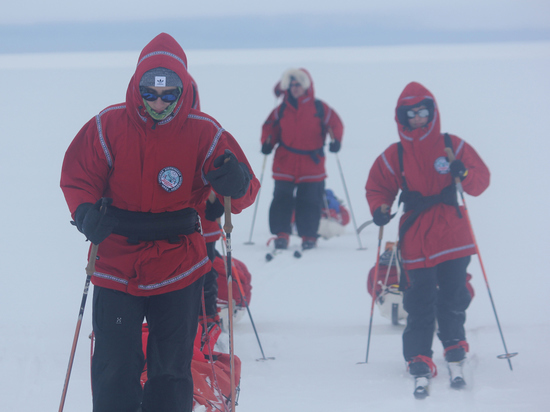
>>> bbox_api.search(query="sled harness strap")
[397,133,462,239]
[408,355,438,378]
[110,206,201,244]
[275,99,327,164]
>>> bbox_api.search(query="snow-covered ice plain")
[0,37,549,411]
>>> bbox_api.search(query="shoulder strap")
[314,99,327,138]
[397,142,408,191]
[314,99,324,119]
[444,133,453,151]
[191,84,197,109]
[276,99,327,138]
[274,101,287,126]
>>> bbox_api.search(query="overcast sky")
[4,0,550,31]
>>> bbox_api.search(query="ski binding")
[448,361,466,389]
[265,248,302,261]
[413,376,430,399]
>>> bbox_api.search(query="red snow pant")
[402,256,472,361]
[91,276,204,412]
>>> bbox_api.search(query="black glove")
[329,140,341,153]
[450,159,468,181]
[74,198,118,245]
[205,196,224,221]
[261,141,273,155]
[206,149,251,199]
[373,206,391,227]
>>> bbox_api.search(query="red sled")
[214,255,252,331]
[319,188,350,239]
[91,322,240,412]
[289,188,350,239]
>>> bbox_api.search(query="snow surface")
[0,40,549,411]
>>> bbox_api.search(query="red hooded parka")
[366,82,490,270]
[61,33,259,296]
[261,69,344,183]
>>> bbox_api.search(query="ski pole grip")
[444,147,465,193]
[328,127,335,143]
[224,196,233,234]
[222,157,233,234]
[444,147,459,184]
[85,198,109,276]
[444,147,456,162]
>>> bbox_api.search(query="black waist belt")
[398,184,461,239]
[279,141,325,164]
[109,206,199,244]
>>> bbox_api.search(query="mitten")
[205,196,224,221]
[74,198,118,245]
[261,141,273,155]
[206,150,251,199]
[329,140,341,153]
[373,206,391,227]
[450,159,468,181]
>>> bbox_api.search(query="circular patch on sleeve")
[158,167,183,192]
[434,156,450,174]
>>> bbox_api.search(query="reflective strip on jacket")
[61,33,259,295]
[365,82,490,270]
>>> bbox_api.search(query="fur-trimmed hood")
[273,68,315,99]
[279,68,312,90]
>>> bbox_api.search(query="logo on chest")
[158,167,183,192]
[434,156,450,174]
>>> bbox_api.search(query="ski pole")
[357,219,374,235]
[199,291,231,412]
[59,198,108,412]
[223,195,237,411]
[328,129,366,250]
[445,148,518,370]
[245,154,268,245]
[220,227,275,362]
[359,224,384,364]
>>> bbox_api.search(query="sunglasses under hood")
[126,33,194,129]
[395,82,441,144]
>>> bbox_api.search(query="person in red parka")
[365,82,490,379]
[60,33,259,412]
[261,68,344,250]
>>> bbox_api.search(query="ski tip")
[414,376,430,399]
[265,253,274,262]
[450,377,466,389]
[293,250,302,258]
[414,389,429,400]
[256,356,276,362]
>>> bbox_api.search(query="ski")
[448,361,466,389]
[265,248,303,262]
[265,249,283,262]
[413,376,430,399]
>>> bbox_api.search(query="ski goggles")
[140,87,181,103]
[406,108,430,118]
